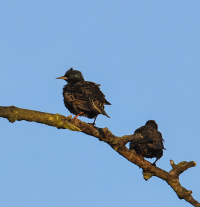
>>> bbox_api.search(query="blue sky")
[0,1,200,206]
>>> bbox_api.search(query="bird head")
[56,68,84,83]
[145,120,158,130]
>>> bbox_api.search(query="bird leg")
[139,152,145,162]
[91,116,97,126]
[72,112,84,120]
[140,152,145,156]
[152,158,159,166]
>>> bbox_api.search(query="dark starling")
[129,120,165,165]
[56,68,111,124]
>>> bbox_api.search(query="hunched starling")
[129,120,165,165]
[56,68,111,124]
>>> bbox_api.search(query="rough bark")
[0,106,199,207]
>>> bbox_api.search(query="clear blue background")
[0,1,200,206]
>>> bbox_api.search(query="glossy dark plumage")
[56,68,111,124]
[129,120,165,165]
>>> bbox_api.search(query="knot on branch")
[167,178,193,200]
[142,169,154,181]
[177,187,193,200]
[7,106,19,123]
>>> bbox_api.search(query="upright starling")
[56,68,111,124]
[129,120,165,165]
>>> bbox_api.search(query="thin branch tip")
[170,160,175,167]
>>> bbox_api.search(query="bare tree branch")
[0,106,199,207]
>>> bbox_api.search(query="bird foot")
[71,116,82,123]
[139,153,145,161]
[72,112,84,121]
[152,158,159,166]
[90,122,96,126]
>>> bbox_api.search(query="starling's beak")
[56,76,68,80]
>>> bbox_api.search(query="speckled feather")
[129,120,165,164]
[63,81,111,118]
[57,68,111,122]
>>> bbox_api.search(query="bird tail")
[90,99,110,118]
[101,109,110,118]
[105,100,111,105]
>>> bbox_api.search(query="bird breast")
[64,91,75,102]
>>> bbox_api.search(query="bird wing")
[74,81,110,117]
[154,132,166,149]
[131,125,165,150]
[130,134,154,145]
[63,85,92,112]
